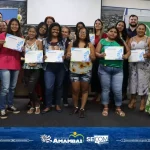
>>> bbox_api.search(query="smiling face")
[94,20,103,30]
[10,20,19,33]
[116,22,125,32]
[136,24,146,37]
[1,22,7,32]
[51,26,60,37]
[28,27,37,39]
[107,28,118,40]
[62,27,70,38]
[129,16,138,28]
[79,28,86,40]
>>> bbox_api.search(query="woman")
[37,22,48,40]
[27,22,48,108]
[91,19,107,102]
[61,26,72,107]
[75,22,85,37]
[1,21,7,33]
[116,21,129,101]
[0,18,23,119]
[42,22,66,114]
[96,26,130,117]
[44,16,55,28]
[66,27,95,118]
[128,23,150,111]
[23,26,43,114]
[0,13,3,21]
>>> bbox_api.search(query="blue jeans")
[98,64,123,106]
[0,70,19,110]
[44,63,65,107]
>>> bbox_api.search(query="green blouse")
[99,39,123,68]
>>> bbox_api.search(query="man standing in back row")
[127,14,138,38]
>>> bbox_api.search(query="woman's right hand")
[0,40,5,45]
[97,52,106,58]
[66,52,71,59]
[43,55,47,60]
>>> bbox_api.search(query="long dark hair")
[116,21,128,41]
[47,22,62,43]
[73,27,90,48]
[107,26,125,47]
[36,22,48,38]
[94,19,103,35]
[7,18,22,37]
[75,22,85,35]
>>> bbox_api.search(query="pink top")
[0,32,21,70]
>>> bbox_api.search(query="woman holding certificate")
[0,18,23,119]
[128,23,150,111]
[66,27,95,118]
[96,26,130,117]
[23,26,43,114]
[42,23,66,114]
[91,19,107,102]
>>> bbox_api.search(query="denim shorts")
[70,71,91,83]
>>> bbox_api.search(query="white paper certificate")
[71,48,90,62]
[89,34,95,45]
[104,46,124,60]
[45,50,64,62]
[3,34,25,52]
[129,49,145,62]
[25,50,43,63]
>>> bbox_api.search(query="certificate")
[25,50,43,63]
[129,49,145,62]
[104,46,124,60]
[3,34,25,52]
[71,48,90,62]
[89,34,95,45]
[45,50,64,62]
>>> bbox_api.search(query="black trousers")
[24,69,40,107]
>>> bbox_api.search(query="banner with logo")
[0,127,150,150]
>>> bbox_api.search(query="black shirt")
[127,27,137,38]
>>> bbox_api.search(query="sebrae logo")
[40,132,84,144]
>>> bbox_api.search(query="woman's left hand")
[122,54,128,59]
[89,54,95,61]
[143,54,147,58]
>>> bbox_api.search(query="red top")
[94,33,107,47]
[0,32,21,70]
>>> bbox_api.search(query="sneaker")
[0,110,8,119]
[7,106,20,114]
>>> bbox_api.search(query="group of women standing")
[0,14,150,120]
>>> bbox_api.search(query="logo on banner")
[40,134,52,143]
[40,132,84,144]
[86,135,109,145]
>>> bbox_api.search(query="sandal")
[35,106,40,114]
[27,107,34,114]
[116,109,125,117]
[102,108,108,116]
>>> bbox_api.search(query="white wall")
[27,0,101,26]
[102,0,150,9]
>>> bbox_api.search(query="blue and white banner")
[0,127,150,150]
